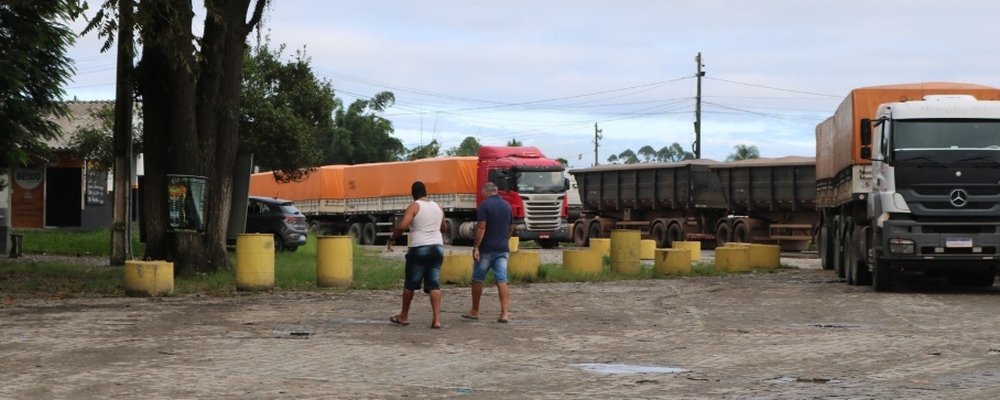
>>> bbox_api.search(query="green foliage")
[240,37,330,181]
[507,138,522,147]
[726,144,761,162]
[326,91,406,164]
[445,136,481,156]
[407,139,441,160]
[68,103,144,172]
[0,1,80,172]
[657,143,694,162]
[16,228,145,256]
[617,149,639,164]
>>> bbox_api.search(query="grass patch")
[1,230,801,298]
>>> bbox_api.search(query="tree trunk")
[135,0,267,275]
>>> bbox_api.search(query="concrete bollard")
[316,236,353,288]
[749,244,781,269]
[124,260,174,297]
[715,246,750,272]
[610,230,641,275]
[236,233,275,291]
[440,252,473,283]
[589,238,611,257]
[640,239,656,260]
[508,250,540,279]
[672,241,701,262]
[509,236,520,252]
[654,249,691,275]
[563,249,603,275]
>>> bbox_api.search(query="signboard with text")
[167,174,207,233]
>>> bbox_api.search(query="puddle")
[571,363,688,374]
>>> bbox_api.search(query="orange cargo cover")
[248,165,346,201]
[816,82,1000,181]
[344,157,478,199]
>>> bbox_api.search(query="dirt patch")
[4,250,1000,398]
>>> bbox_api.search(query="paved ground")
[4,250,1000,399]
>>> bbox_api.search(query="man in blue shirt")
[464,182,515,323]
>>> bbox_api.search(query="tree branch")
[245,0,267,34]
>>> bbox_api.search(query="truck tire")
[872,257,893,292]
[348,223,364,244]
[733,223,750,243]
[651,222,668,248]
[362,222,377,245]
[819,226,834,270]
[443,218,461,245]
[573,223,589,247]
[852,226,872,285]
[833,216,846,279]
[588,222,603,240]
[667,223,685,248]
[715,223,731,248]
[845,227,857,285]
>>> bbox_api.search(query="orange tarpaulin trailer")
[249,165,346,201]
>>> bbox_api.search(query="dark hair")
[411,181,427,199]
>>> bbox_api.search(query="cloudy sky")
[65,1,1000,168]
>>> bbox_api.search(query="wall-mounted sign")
[167,174,207,233]
[86,168,107,205]
[13,168,43,190]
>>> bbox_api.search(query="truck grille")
[522,194,563,231]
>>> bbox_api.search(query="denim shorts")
[405,245,444,293]
[472,251,509,283]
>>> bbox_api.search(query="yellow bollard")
[640,239,656,260]
[654,249,691,275]
[124,260,174,297]
[317,236,353,288]
[610,230,641,275]
[563,249,603,275]
[715,246,750,272]
[672,241,702,263]
[589,238,611,257]
[236,233,275,291]
[508,250,539,279]
[749,244,781,269]
[509,236,520,252]
[440,252,473,284]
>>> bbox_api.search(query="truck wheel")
[819,226,834,270]
[651,222,668,248]
[853,226,872,285]
[362,222,377,245]
[715,223,731,247]
[443,218,460,245]
[733,223,750,243]
[845,228,856,285]
[833,216,846,279]
[666,223,685,248]
[573,223,589,247]
[348,223,364,244]
[588,222,603,240]
[872,257,893,292]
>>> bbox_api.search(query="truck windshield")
[893,120,1000,152]
[514,171,565,194]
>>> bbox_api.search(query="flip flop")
[389,315,409,326]
[461,313,480,320]
[497,318,508,323]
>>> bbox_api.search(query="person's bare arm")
[439,204,448,233]
[387,203,419,251]
[472,221,486,261]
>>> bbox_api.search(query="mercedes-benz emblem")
[950,189,969,208]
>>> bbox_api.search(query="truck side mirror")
[860,119,872,146]
[564,178,570,191]
[860,147,872,160]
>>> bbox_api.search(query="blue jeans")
[404,245,444,293]
[473,251,509,283]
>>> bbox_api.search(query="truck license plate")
[540,234,549,239]
[946,238,973,248]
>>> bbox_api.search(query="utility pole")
[593,123,603,166]
[694,52,705,159]
[110,0,134,264]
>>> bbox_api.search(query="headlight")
[515,224,526,232]
[888,238,915,254]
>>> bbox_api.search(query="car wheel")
[272,234,285,252]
